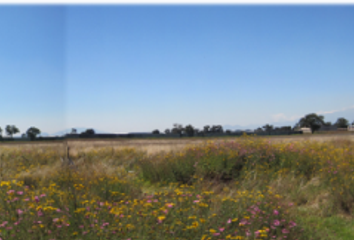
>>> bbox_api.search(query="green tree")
[184,124,195,137]
[171,124,183,135]
[210,125,223,133]
[335,117,349,128]
[0,127,2,137]
[152,129,160,134]
[203,125,210,133]
[5,125,20,138]
[81,129,95,135]
[26,127,41,140]
[297,113,325,133]
[164,129,171,134]
[71,128,77,134]
[262,124,274,133]
[324,121,332,127]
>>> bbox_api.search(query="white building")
[348,125,354,132]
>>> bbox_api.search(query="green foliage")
[26,126,41,140]
[298,113,325,133]
[335,117,349,128]
[152,129,160,134]
[5,125,19,137]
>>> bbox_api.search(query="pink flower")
[273,210,279,215]
[56,208,61,212]
[213,233,220,236]
[289,221,297,228]
[17,191,23,195]
[273,219,280,226]
[53,218,59,222]
[288,202,294,206]
[193,200,200,203]
[163,209,168,214]
[166,203,174,208]
[79,225,84,229]
[147,200,152,203]
[34,196,39,202]
[7,190,15,195]
[227,218,232,224]
[282,228,290,234]
[219,228,225,232]
[17,209,23,215]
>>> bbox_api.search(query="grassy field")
[0,133,354,239]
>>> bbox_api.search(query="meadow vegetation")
[0,135,354,239]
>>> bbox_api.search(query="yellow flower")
[209,228,216,233]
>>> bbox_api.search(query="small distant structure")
[348,125,354,132]
[299,128,312,134]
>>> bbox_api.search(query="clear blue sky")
[1,5,354,135]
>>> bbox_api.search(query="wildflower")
[17,191,23,195]
[7,190,15,195]
[166,203,174,208]
[273,220,280,226]
[157,216,165,223]
[289,221,297,228]
[282,228,290,234]
[273,210,279,215]
[17,209,23,215]
[219,227,225,232]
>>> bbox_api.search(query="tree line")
[0,125,41,140]
[152,114,354,136]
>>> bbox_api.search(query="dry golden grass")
[1,133,353,155]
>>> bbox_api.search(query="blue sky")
[1,5,354,135]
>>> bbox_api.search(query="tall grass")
[0,136,353,239]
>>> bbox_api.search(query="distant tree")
[5,125,19,138]
[352,121,354,126]
[335,117,349,128]
[262,124,274,133]
[184,124,195,137]
[171,124,184,135]
[255,127,263,132]
[210,125,223,133]
[71,128,77,134]
[81,129,95,135]
[164,129,171,134]
[21,133,27,138]
[152,129,160,134]
[26,127,41,140]
[324,121,332,127]
[280,126,291,131]
[203,125,210,133]
[0,127,2,137]
[225,129,232,134]
[297,113,325,133]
